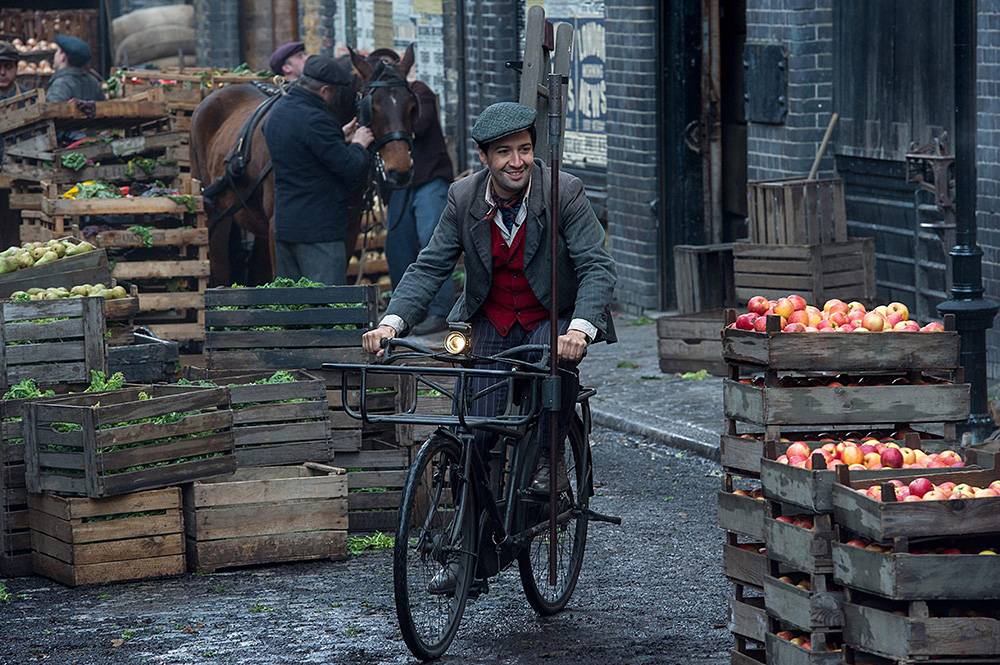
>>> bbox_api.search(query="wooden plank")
[763,575,843,632]
[232,401,328,424]
[765,517,833,574]
[723,542,767,588]
[657,337,723,363]
[348,509,400,533]
[112,259,210,280]
[717,491,765,540]
[729,595,767,643]
[43,197,203,216]
[28,487,180,520]
[0,248,111,300]
[136,292,204,311]
[32,529,184,566]
[235,441,332,467]
[235,421,328,447]
[204,286,375,308]
[206,347,366,371]
[188,472,346,508]
[32,550,185,587]
[205,307,369,328]
[205,329,363,349]
[187,530,347,572]
[721,434,764,474]
[98,456,237,498]
[95,387,227,427]
[98,431,233,472]
[5,341,85,365]
[765,633,842,665]
[93,227,207,248]
[842,601,1000,659]
[186,498,348,540]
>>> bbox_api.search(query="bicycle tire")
[394,432,476,661]
[517,416,591,615]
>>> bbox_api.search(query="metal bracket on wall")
[743,43,787,125]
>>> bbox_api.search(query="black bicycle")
[325,329,620,661]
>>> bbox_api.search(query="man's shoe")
[529,455,570,495]
[411,314,449,336]
[427,562,462,595]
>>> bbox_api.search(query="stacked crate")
[720,310,970,664]
[832,467,1000,663]
[42,177,208,344]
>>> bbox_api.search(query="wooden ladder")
[516,5,573,162]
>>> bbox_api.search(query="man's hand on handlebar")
[363,324,397,357]
[558,330,588,363]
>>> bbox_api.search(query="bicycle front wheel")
[393,432,475,661]
[517,416,591,615]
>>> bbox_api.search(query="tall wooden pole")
[547,71,562,586]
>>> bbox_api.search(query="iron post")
[546,72,563,586]
[937,0,999,443]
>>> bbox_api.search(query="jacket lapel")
[467,174,493,272]
[522,163,547,268]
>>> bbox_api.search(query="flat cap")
[269,41,305,75]
[302,54,353,86]
[0,41,17,62]
[471,102,536,145]
[54,34,90,67]
[367,47,400,64]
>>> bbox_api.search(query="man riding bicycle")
[362,101,617,592]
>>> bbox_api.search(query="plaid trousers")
[458,316,579,458]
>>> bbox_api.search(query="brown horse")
[190,45,419,286]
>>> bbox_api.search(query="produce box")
[831,467,1000,542]
[204,284,377,371]
[843,596,1000,660]
[338,446,411,533]
[724,541,769,589]
[183,463,347,573]
[718,480,767,541]
[747,177,848,246]
[24,384,235,498]
[723,375,969,426]
[107,331,179,384]
[656,309,728,376]
[207,370,331,467]
[764,632,842,665]
[0,297,106,391]
[722,311,960,371]
[0,238,110,299]
[763,572,844,632]
[764,512,835,574]
[730,593,768,644]
[832,539,1000,600]
[0,88,168,135]
[28,487,185,586]
[0,432,29,577]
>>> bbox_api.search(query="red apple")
[908,477,933,498]
[845,539,867,548]
[837,324,855,333]
[862,311,885,332]
[773,298,795,319]
[887,302,909,321]
[787,310,810,325]
[747,296,770,315]
[787,294,807,311]
[786,442,810,459]
[734,313,758,330]
[824,298,848,314]
[783,322,807,333]
[753,316,769,333]
[881,448,904,469]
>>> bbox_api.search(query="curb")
[590,405,720,462]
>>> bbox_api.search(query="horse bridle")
[357,63,416,189]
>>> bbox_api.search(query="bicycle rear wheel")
[394,432,475,661]
[517,416,591,615]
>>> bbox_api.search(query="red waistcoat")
[481,221,548,336]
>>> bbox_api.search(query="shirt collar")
[485,173,532,246]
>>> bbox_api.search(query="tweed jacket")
[385,160,618,343]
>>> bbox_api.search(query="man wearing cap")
[0,42,24,101]
[263,55,374,285]
[364,101,616,506]
[270,41,307,81]
[367,47,455,335]
[46,34,104,103]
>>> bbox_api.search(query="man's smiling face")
[479,129,534,198]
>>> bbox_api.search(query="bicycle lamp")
[444,330,468,355]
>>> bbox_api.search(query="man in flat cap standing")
[264,55,374,285]
[0,42,24,101]
[364,102,616,548]
[270,41,308,81]
[46,34,104,103]
[367,47,455,335]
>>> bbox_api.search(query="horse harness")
[202,81,281,229]
[358,62,418,192]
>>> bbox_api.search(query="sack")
[115,25,195,67]
[111,4,194,48]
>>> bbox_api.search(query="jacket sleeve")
[561,176,617,338]
[384,184,462,327]
[411,82,439,136]
[45,76,74,102]
[308,115,370,186]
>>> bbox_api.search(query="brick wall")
[977,1,1000,378]
[604,0,660,312]
[745,0,834,180]
[299,0,339,56]
[193,0,240,68]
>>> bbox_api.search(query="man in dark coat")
[368,47,455,335]
[363,101,616,594]
[263,55,373,285]
[46,35,104,103]
[0,42,24,101]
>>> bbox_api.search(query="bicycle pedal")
[467,578,490,599]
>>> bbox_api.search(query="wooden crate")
[733,239,876,305]
[338,446,411,533]
[225,371,332,467]
[722,313,961,372]
[764,573,844,632]
[832,467,1000,542]
[0,430,30,577]
[183,463,347,573]
[765,512,835,574]
[673,243,736,314]
[832,541,1000,601]
[108,331,179,384]
[656,309,728,376]
[731,645,767,665]
[321,370,403,453]
[843,597,1000,661]
[764,632,843,665]
[28,488,185,586]
[0,297,106,391]
[730,593,768,644]
[724,541,769,589]
[0,88,168,135]
[204,285,377,371]
[747,178,848,246]
[24,384,236,498]
[719,479,766,541]
[0,242,111,299]
[723,377,969,426]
